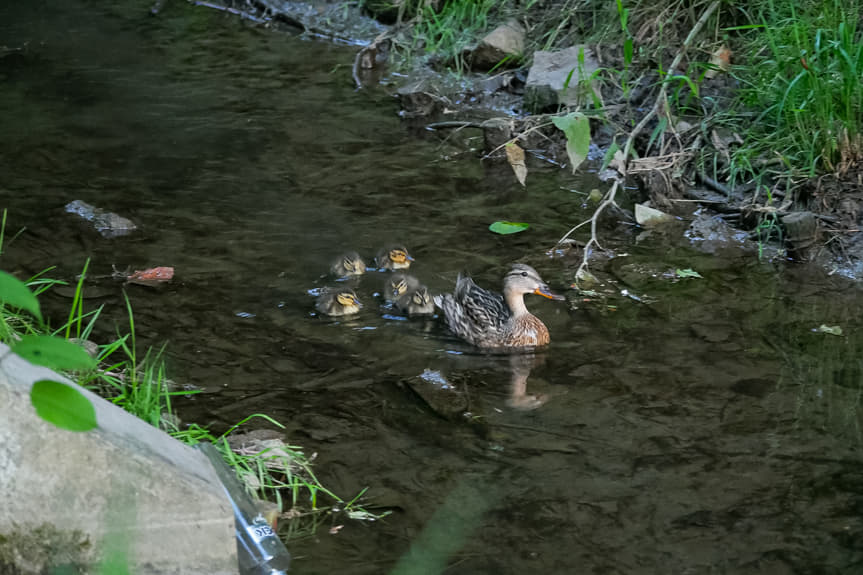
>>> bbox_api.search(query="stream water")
[1,2,862,574]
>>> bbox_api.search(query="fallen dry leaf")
[705,45,732,79]
[126,266,174,286]
[506,142,527,186]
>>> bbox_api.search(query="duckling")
[315,289,362,316]
[330,251,366,277]
[375,245,414,270]
[434,264,564,348]
[395,285,435,315]
[383,273,420,302]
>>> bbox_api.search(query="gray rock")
[470,20,525,70]
[685,212,756,256]
[64,200,137,238]
[0,343,237,574]
[524,45,601,112]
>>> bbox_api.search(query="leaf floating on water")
[489,221,529,235]
[505,142,527,187]
[551,112,591,174]
[13,335,97,371]
[126,266,174,287]
[814,324,843,336]
[0,271,42,321]
[675,268,703,279]
[30,379,98,432]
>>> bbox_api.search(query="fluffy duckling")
[435,264,564,348]
[375,245,414,270]
[383,273,421,302]
[316,289,362,316]
[330,251,367,277]
[395,285,435,315]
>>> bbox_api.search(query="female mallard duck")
[383,273,420,302]
[435,264,564,348]
[375,245,414,270]
[316,289,362,316]
[330,251,367,277]
[395,285,435,315]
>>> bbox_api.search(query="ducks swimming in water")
[375,245,414,270]
[331,251,367,277]
[318,249,565,345]
[435,264,563,348]
[384,273,434,315]
[315,289,362,316]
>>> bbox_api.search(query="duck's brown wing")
[436,274,510,345]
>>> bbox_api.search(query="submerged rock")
[524,45,601,112]
[64,200,137,238]
[469,20,525,70]
[685,211,756,256]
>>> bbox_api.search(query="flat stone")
[0,343,237,574]
[524,45,601,112]
[64,200,137,238]
[470,20,525,70]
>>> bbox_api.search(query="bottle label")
[248,522,276,542]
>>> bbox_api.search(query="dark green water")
[1,2,861,573]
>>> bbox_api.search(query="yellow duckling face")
[386,248,413,269]
[336,292,360,308]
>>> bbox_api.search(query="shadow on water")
[1,1,862,573]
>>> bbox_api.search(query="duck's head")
[399,285,434,315]
[333,252,366,276]
[335,290,362,309]
[386,273,418,299]
[410,286,433,308]
[503,264,565,300]
[379,246,414,269]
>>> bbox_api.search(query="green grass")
[415,0,497,74]
[728,0,862,181]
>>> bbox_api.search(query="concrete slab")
[0,343,237,574]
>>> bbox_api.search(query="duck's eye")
[521,271,528,277]
[391,250,406,263]
[337,293,355,306]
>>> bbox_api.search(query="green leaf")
[814,324,843,336]
[30,379,98,432]
[489,221,530,235]
[647,117,668,154]
[552,113,591,173]
[601,141,620,171]
[12,335,97,371]
[675,268,703,278]
[0,270,42,321]
[623,37,634,66]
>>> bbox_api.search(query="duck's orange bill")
[534,288,566,301]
